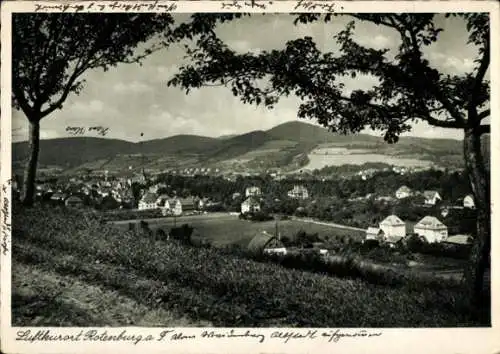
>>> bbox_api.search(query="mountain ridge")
[12,121,473,173]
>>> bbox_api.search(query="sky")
[12,13,485,143]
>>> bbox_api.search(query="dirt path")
[291,216,366,231]
[12,261,212,327]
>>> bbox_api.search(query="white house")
[245,186,262,197]
[287,185,309,200]
[138,192,158,210]
[241,197,261,214]
[395,185,412,199]
[423,190,442,205]
[263,247,287,256]
[365,227,385,241]
[163,197,196,215]
[463,195,475,209]
[414,216,448,243]
[379,215,406,240]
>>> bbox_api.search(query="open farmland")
[112,213,366,247]
[12,206,488,327]
[302,147,435,171]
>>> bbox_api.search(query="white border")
[1,1,499,354]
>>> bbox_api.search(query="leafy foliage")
[12,13,175,120]
[168,14,490,142]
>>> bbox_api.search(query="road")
[291,216,365,231]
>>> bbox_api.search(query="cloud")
[69,99,106,115]
[226,40,262,54]
[427,52,476,74]
[356,34,394,49]
[113,81,152,94]
[145,110,207,137]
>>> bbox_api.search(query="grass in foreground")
[12,206,489,327]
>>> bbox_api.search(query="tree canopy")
[168,13,490,143]
[12,13,177,121]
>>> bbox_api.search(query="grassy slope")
[11,206,488,327]
[12,262,211,327]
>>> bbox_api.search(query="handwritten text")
[66,126,109,136]
[1,179,11,255]
[294,0,343,12]
[16,328,383,345]
[34,1,178,13]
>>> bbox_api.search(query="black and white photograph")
[1,1,499,353]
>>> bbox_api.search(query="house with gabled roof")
[241,197,261,214]
[245,186,262,197]
[379,215,406,240]
[423,190,442,205]
[463,194,475,209]
[138,192,158,210]
[365,227,385,241]
[395,185,412,199]
[287,185,309,200]
[414,216,448,243]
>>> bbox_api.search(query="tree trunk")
[463,127,490,305]
[21,119,40,207]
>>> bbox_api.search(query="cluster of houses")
[138,192,201,216]
[29,177,136,209]
[240,185,310,215]
[366,214,462,245]
[395,185,475,209]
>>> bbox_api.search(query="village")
[14,163,477,261]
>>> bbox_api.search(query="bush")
[295,229,321,246]
[170,224,194,245]
[247,211,273,222]
[155,229,168,241]
[362,239,380,251]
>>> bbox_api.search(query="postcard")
[1,1,499,353]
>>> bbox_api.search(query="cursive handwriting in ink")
[34,1,177,13]
[271,330,318,343]
[221,0,273,10]
[201,330,265,343]
[321,329,383,343]
[1,179,11,255]
[66,126,109,136]
[294,0,343,12]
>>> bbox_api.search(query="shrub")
[170,224,194,245]
[155,229,168,241]
[362,239,380,251]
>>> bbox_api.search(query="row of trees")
[12,12,490,302]
[155,168,471,206]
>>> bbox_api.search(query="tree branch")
[478,109,490,120]
[12,84,34,120]
[469,40,490,114]
[39,62,84,118]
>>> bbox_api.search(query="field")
[302,147,435,171]
[11,206,488,327]
[112,214,366,247]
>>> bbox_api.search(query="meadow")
[11,206,488,327]
[303,147,435,171]
[112,214,366,247]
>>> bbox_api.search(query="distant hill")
[12,120,475,174]
[141,134,219,155]
[267,121,381,144]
